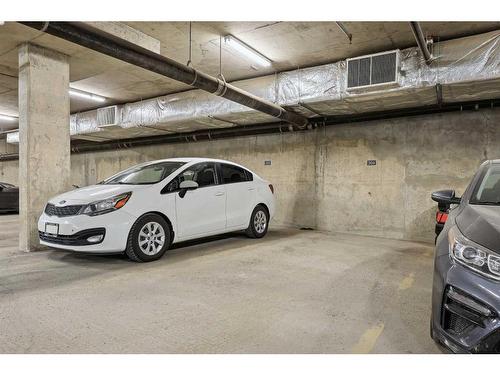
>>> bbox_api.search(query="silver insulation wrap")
[9,30,500,144]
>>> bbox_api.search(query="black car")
[0,182,19,213]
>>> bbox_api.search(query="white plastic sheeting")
[13,29,500,144]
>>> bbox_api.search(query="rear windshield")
[103,161,186,185]
[470,164,500,205]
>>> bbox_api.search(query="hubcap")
[254,210,267,234]
[138,222,166,255]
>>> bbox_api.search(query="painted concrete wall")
[1,107,499,242]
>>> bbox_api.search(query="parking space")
[0,214,438,353]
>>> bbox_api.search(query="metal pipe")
[0,153,19,161]
[3,98,500,162]
[409,21,433,64]
[335,22,352,44]
[70,122,287,153]
[19,22,309,128]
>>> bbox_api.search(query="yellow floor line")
[424,249,435,258]
[398,272,415,291]
[351,323,385,354]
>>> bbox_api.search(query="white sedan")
[38,158,275,262]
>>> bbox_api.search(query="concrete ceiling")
[0,21,499,132]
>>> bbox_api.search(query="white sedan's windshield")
[103,161,186,185]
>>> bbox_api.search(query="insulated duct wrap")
[120,74,280,131]
[62,30,499,142]
[6,131,19,144]
[71,110,101,135]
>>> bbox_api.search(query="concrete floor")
[0,214,439,353]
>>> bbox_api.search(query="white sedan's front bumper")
[38,208,138,253]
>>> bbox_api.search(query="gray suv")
[431,160,500,353]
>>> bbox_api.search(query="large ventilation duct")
[6,29,500,144]
[19,22,309,128]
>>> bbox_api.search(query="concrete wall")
[1,107,499,242]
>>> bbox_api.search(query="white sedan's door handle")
[215,191,225,196]
[248,187,255,191]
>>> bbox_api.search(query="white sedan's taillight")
[269,184,274,194]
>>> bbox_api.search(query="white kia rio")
[38,158,275,262]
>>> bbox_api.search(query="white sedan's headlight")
[448,225,500,281]
[81,192,132,216]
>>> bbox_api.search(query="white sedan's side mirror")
[179,180,199,198]
[179,180,199,190]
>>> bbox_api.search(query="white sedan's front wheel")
[126,213,171,262]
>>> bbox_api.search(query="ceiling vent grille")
[96,106,119,128]
[347,50,400,90]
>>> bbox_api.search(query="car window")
[165,162,217,192]
[220,163,250,184]
[103,161,185,185]
[471,165,500,204]
[245,170,253,181]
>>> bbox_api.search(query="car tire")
[245,205,269,239]
[126,213,171,262]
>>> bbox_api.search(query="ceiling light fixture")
[0,114,18,122]
[224,35,272,68]
[69,88,106,103]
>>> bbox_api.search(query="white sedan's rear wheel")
[126,213,170,262]
[246,205,269,239]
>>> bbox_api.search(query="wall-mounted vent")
[96,106,119,128]
[347,50,400,90]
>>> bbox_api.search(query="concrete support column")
[18,43,70,252]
